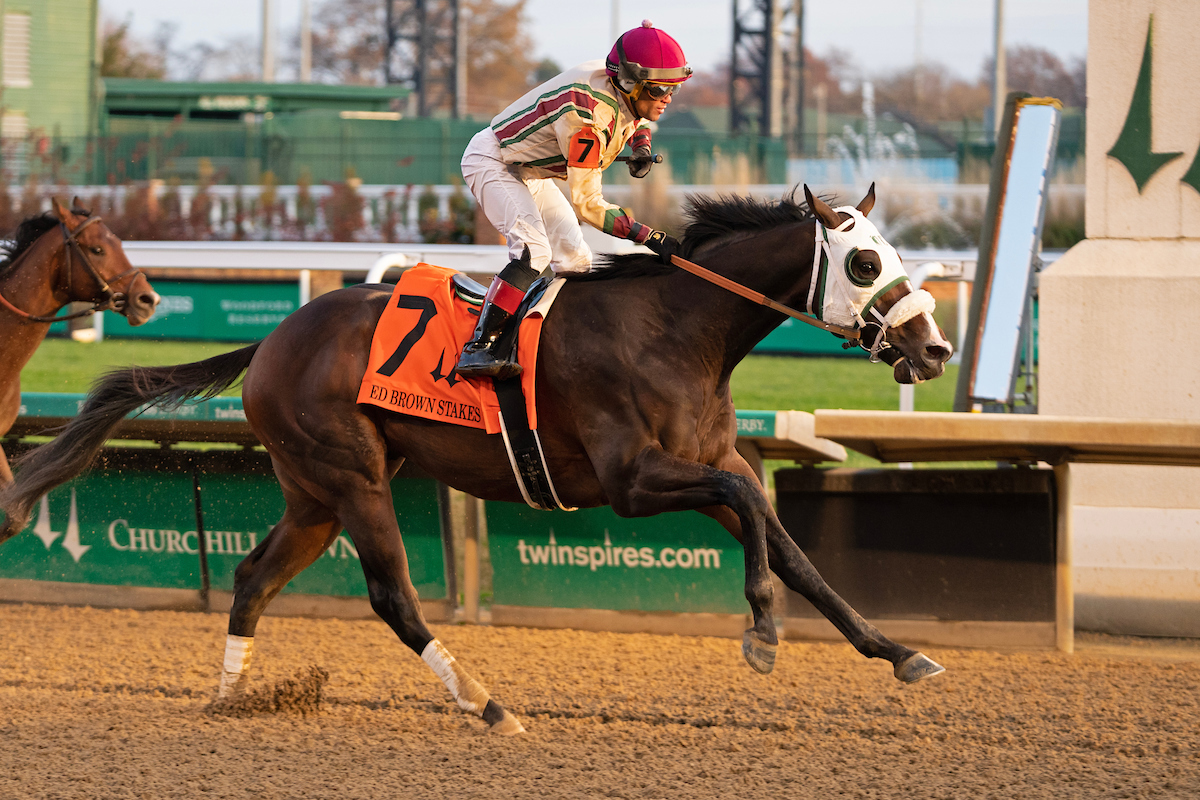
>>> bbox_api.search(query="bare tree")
[461,0,538,117]
[100,19,167,79]
[311,0,389,85]
[982,45,1085,109]
[873,62,990,123]
[304,0,537,115]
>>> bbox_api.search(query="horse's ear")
[71,195,83,213]
[856,182,876,217]
[803,184,841,229]
[51,197,73,222]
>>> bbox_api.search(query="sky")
[99,0,1088,82]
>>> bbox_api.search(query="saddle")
[357,264,570,511]
[450,273,487,305]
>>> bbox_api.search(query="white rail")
[31,183,1085,243]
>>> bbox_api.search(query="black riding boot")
[455,248,540,380]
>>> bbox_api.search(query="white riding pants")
[461,128,593,275]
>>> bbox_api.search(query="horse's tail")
[0,342,262,543]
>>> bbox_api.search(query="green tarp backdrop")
[0,466,447,601]
[488,504,746,614]
[7,394,784,615]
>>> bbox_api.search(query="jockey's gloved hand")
[644,229,679,265]
[628,145,654,179]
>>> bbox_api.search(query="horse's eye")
[845,249,881,287]
[92,247,104,256]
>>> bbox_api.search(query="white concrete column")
[1040,0,1200,637]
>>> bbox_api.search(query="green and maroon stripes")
[493,84,618,147]
[515,154,568,174]
[629,126,651,152]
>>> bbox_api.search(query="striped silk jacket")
[490,61,652,240]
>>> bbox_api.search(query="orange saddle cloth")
[356,263,547,434]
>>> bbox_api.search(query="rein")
[668,220,912,366]
[671,252,904,366]
[668,253,863,340]
[0,215,142,323]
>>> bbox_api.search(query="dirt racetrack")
[2,603,1199,799]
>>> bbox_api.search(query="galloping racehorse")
[0,186,952,734]
[0,200,160,484]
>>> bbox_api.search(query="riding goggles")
[642,81,680,99]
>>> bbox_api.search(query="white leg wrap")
[421,639,491,715]
[218,634,255,699]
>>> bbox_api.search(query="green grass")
[22,339,961,412]
[20,339,255,395]
[730,355,975,472]
[729,354,958,413]
[20,339,973,471]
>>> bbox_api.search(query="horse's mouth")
[121,306,157,327]
[892,356,946,385]
[117,293,161,326]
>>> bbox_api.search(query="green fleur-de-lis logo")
[1108,14,1200,194]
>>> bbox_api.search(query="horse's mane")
[0,208,90,279]
[570,190,815,282]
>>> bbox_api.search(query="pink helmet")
[606,20,692,86]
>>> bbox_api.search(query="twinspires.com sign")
[488,504,747,614]
[0,469,447,600]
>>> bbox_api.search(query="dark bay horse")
[0,199,160,484]
[0,186,952,734]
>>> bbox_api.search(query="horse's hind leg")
[218,475,342,698]
[336,486,525,735]
[0,443,13,487]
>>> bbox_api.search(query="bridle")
[0,214,143,323]
[667,219,914,366]
[807,219,909,365]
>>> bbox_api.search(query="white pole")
[914,0,923,105]
[299,270,312,306]
[898,262,946,468]
[300,0,312,82]
[262,0,275,83]
[455,4,467,118]
[611,0,620,43]
[992,0,1005,138]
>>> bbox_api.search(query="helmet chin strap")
[614,77,642,101]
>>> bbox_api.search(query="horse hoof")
[894,652,945,684]
[742,630,777,675]
[489,710,526,735]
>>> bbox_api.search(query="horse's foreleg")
[610,446,778,674]
[339,497,525,735]
[704,501,944,684]
[764,514,944,683]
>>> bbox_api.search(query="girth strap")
[494,376,572,511]
[490,277,574,512]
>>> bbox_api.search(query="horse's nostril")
[138,292,159,308]
[926,344,951,363]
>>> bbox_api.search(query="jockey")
[456,20,691,380]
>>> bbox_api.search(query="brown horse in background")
[0,187,951,734]
[0,199,160,484]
